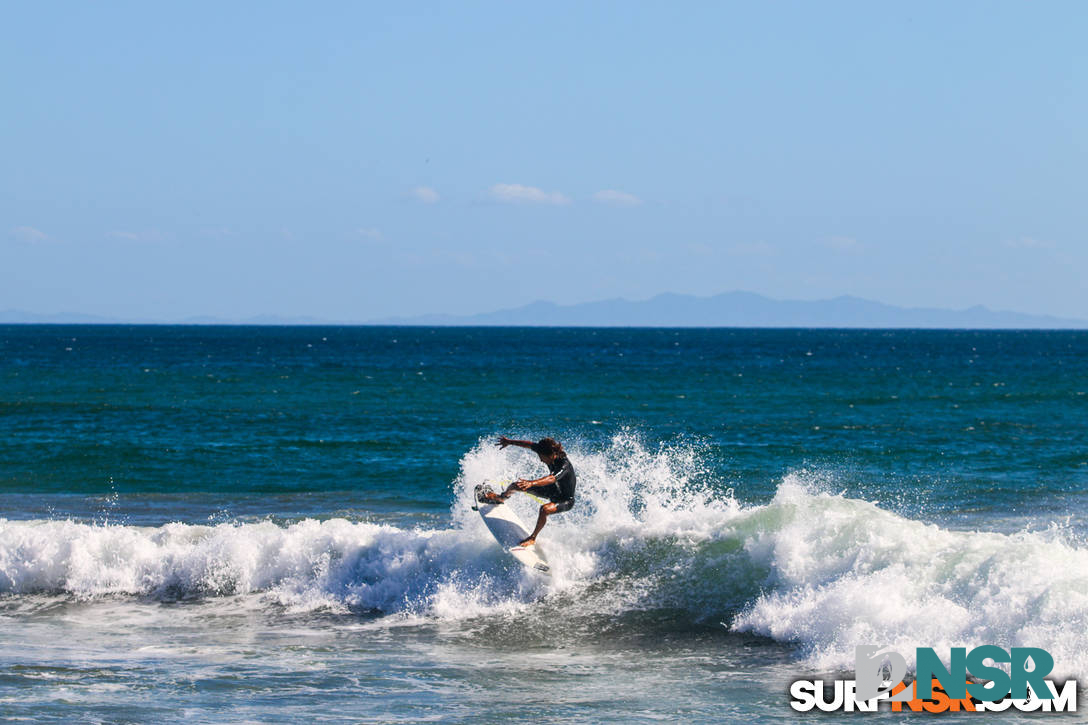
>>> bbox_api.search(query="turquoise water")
[2,326,1086,722]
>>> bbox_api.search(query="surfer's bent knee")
[549,499,574,514]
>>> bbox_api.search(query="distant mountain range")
[3,292,1086,328]
[371,292,1087,329]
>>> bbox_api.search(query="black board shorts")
[535,483,575,512]
[551,498,574,513]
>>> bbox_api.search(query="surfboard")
[472,484,551,574]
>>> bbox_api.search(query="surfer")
[481,436,576,547]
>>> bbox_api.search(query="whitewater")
[5,435,1086,682]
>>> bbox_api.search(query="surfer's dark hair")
[531,437,565,459]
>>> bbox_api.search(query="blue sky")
[3,1,1085,321]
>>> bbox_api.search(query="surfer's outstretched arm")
[497,436,535,450]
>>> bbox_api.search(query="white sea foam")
[731,476,1088,680]
[0,516,509,616]
[2,433,1086,678]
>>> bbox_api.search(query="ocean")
[1,325,1086,722]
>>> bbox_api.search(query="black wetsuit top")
[536,457,576,508]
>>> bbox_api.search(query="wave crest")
[2,434,1086,678]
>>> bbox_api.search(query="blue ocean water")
[1,326,1086,722]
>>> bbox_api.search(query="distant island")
[371,292,1087,329]
[3,291,1086,328]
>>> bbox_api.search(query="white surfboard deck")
[473,486,551,575]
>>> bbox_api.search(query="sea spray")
[731,476,1088,680]
[0,517,514,615]
[3,434,1087,680]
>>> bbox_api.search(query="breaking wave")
[2,433,1086,678]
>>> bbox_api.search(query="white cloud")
[727,241,777,256]
[411,186,440,204]
[10,226,48,243]
[630,247,662,263]
[825,235,862,252]
[488,183,570,205]
[1005,236,1054,249]
[107,229,164,243]
[593,189,642,206]
[357,227,383,241]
